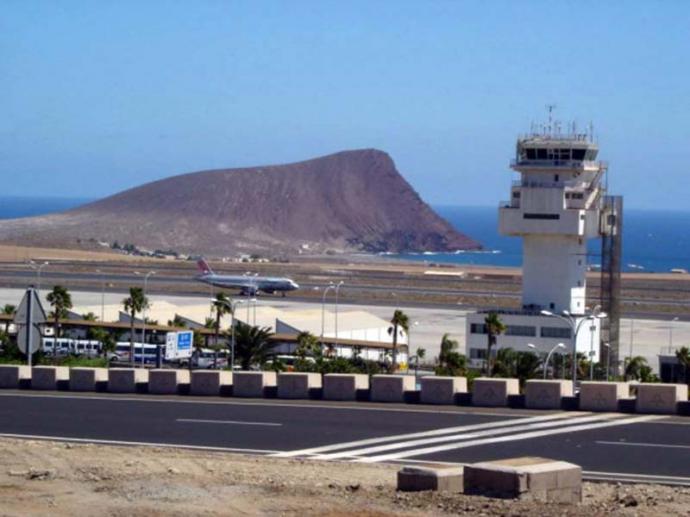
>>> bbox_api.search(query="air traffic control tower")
[466,117,622,376]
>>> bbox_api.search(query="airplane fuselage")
[196,273,299,295]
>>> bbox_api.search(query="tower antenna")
[546,104,557,134]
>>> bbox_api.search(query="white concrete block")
[69,367,108,391]
[579,382,629,412]
[107,368,149,393]
[472,378,520,407]
[398,466,464,492]
[31,366,69,390]
[233,371,277,398]
[190,370,233,396]
[636,383,687,414]
[370,375,416,403]
[464,456,582,503]
[0,365,31,389]
[277,372,322,399]
[148,369,189,394]
[525,380,573,410]
[323,374,369,401]
[420,376,468,405]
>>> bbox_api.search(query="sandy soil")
[0,438,688,517]
[0,244,146,263]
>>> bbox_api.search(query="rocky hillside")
[0,149,480,256]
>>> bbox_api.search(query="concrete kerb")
[420,376,468,405]
[579,382,630,412]
[31,366,70,390]
[472,378,520,407]
[0,365,31,389]
[464,456,582,503]
[323,373,369,401]
[108,368,149,393]
[190,370,233,396]
[233,371,277,398]
[277,372,322,399]
[636,383,688,415]
[525,380,573,410]
[149,369,190,395]
[397,465,464,492]
[370,375,416,403]
[69,367,108,392]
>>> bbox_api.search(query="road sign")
[165,330,194,360]
[14,288,47,359]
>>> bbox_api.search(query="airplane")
[195,259,299,296]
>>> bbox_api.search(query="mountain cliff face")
[0,149,480,256]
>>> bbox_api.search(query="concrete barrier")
[31,366,69,390]
[397,466,464,492]
[525,380,573,410]
[471,378,520,407]
[149,369,189,394]
[232,371,277,398]
[0,365,31,389]
[636,383,688,414]
[579,382,629,412]
[108,368,149,393]
[370,375,416,403]
[277,372,322,399]
[190,370,233,396]
[464,457,582,503]
[420,376,468,405]
[69,367,108,391]
[323,374,369,401]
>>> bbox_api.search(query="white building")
[466,120,608,369]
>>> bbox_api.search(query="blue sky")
[2,1,689,210]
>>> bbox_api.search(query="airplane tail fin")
[196,258,213,275]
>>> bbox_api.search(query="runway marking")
[0,433,283,454]
[317,414,622,460]
[274,412,577,458]
[596,440,690,450]
[177,418,282,427]
[356,415,661,463]
[0,391,539,417]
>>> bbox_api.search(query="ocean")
[0,197,688,273]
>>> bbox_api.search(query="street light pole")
[669,317,679,354]
[214,298,244,371]
[334,281,344,349]
[29,261,49,293]
[320,283,335,341]
[138,271,155,367]
[604,342,611,381]
[543,343,565,380]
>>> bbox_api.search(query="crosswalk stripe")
[272,412,577,458]
[356,415,661,463]
[317,413,622,460]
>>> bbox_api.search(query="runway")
[1,391,688,485]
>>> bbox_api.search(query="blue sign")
[177,331,193,353]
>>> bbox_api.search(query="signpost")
[165,330,194,361]
[14,287,47,367]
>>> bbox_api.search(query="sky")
[2,1,689,210]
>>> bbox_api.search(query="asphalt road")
[1,392,688,485]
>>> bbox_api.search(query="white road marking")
[356,415,661,463]
[596,441,690,450]
[273,412,576,458]
[177,418,282,427]
[318,413,622,460]
[0,433,283,454]
[0,391,535,417]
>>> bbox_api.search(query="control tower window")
[572,149,586,160]
[537,148,547,160]
[526,149,536,160]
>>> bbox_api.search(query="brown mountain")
[0,149,480,256]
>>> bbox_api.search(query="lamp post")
[95,269,106,321]
[136,270,155,367]
[29,260,49,292]
[541,307,606,385]
[213,298,245,371]
[589,323,597,380]
[320,283,335,341]
[603,342,611,381]
[334,281,344,348]
[410,321,419,379]
[543,343,566,379]
[669,316,679,354]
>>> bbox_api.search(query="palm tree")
[388,309,409,373]
[46,286,72,352]
[89,327,117,360]
[295,331,322,372]
[122,287,149,366]
[515,351,541,384]
[1,304,15,334]
[436,334,467,376]
[233,322,276,370]
[82,312,98,322]
[492,347,517,378]
[211,293,232,368]
[675,346,690,383]
[624,355,648,381]
[484,312,506,376]
[167,315,187,328]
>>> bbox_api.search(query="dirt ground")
[0,438,688,516]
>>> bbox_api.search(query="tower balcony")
[499,204,600,238]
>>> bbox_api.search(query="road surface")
[0,391,688,486]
